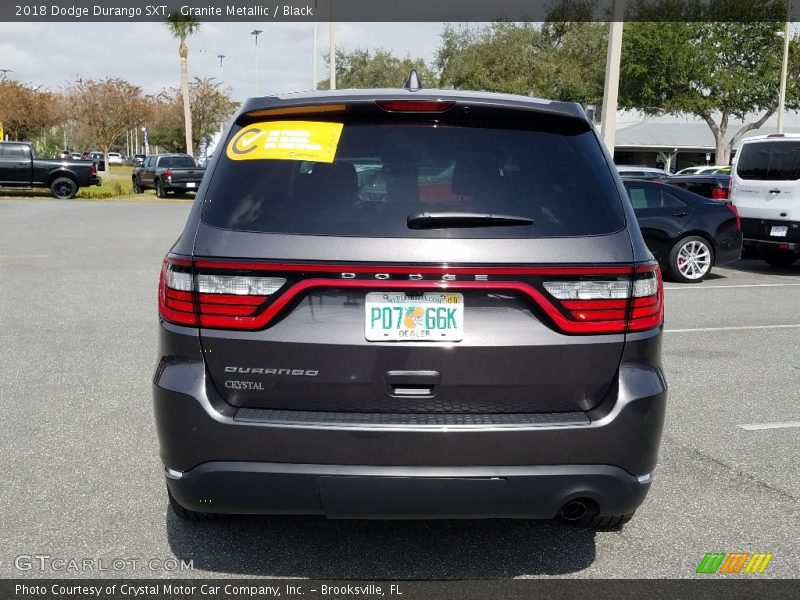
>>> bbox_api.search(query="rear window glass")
[736,141,800,181]
[159,156,196,168]
[0,144,28,159]
[201,118,625,238]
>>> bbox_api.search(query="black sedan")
[623,180,742,283]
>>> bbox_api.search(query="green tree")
[620,1,800,163]
[150,77,238,152]
[166,13,200,156]
[0,80,61,141]
[436,21,607,105]
[67,78,150,169]
[317,48,437,90]
[437,23,538,95]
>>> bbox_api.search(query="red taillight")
[376,100,455,113]
[89,163,97,176]
[726,203,741,232]
[158,256,286,329]
[158,258,663,334]
[626,265,664,332]
[159,258,197,326]
[711,187,728,200]
[165,168,173,179]
[542,263,663,333]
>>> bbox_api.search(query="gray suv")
[154,82,666,527]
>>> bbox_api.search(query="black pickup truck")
[132,154,205,198]
[667,173,731,201]
[0,141,101,199]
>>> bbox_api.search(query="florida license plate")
[365,292,464,341]
[186,182,196,188]
[770,225,788,237]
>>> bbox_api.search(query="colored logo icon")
[696,552,773,574]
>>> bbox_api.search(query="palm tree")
[166,14,200,156]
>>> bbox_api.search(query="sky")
[0,21,448,102]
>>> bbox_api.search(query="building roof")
[610,110,800,151]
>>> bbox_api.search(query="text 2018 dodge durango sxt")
[153,81,667,527]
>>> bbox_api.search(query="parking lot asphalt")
[1,199,798,580]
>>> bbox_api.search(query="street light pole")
[311,0,319,90]
[312,21,318,89]
[329,21,336,90]
[777,12,791,133]
[250,29,263,96]
[601,0,625,155]
[217,54,226,82]
[328,0,336,91]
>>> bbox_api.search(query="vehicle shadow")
[664,271,726,285]
[702,272,726,281]
[723,259,799,275]
[166,512,599,578]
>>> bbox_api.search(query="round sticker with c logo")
[227,127,266,158]
[225,121,344,163]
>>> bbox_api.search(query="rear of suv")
[153,83,667,527]
[731,134,800,267]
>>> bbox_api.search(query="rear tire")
[156,180,167,199]
[50,176,78,199]
[167,487,221,521]
[761,251,798,268]
[132,177,143,194]
[667,235,713,283]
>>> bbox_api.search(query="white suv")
[107,152,124,165]
[730,134,800,267]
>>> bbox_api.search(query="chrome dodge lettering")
[224,366,319,377]
[338,273,491,281]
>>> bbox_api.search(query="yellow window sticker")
[226,121,344,163]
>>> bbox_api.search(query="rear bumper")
[741,218,800,253]
[164,182,200,192]
[165,462,650,519]
[715,235,742,265]
[89,176,101,187]
[743,238,799,253]
[153,327,666,518]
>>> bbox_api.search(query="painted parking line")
[664,283,800,290]
[665,324,800,333]
[738,421,800,431]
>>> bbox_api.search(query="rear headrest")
[451,157,502,196]
[309,161,357,198]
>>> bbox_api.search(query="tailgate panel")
[201,290,623,414]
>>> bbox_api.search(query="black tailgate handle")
[385,371,441,397]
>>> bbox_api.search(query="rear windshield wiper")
[407,212,534,229]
